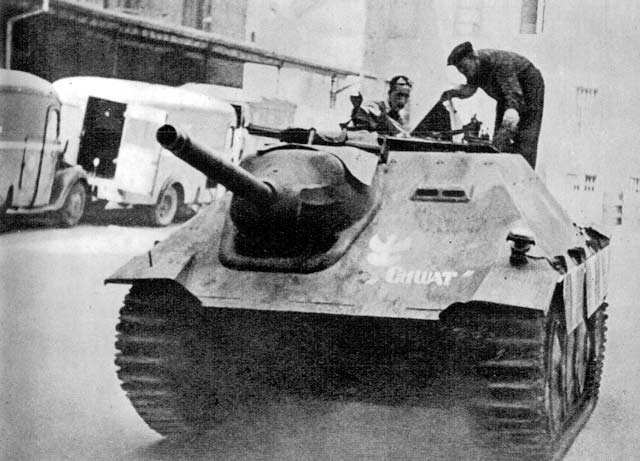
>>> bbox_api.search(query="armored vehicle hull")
[108,133,609,460]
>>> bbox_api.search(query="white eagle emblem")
[367,234,412,267]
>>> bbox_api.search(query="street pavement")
[0,216,638,460]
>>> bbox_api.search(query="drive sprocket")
[114,282,219,436]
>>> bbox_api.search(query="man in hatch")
[350,75,413,135]
[440,41,545,168]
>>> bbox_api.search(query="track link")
[447,305,607,460]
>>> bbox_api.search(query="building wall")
[105,0,248,86]
[621,176,640,228]
[72,0,181,22]
[201,0,247,39]
[245,0,365,70]
[243,0,368,130]
[13,0,248,86]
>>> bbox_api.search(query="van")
[53,77,237,226]
[0,69,88,227]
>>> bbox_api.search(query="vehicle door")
[0,90,25,207]
[10,93,48,207]
[114,105,167,196]
[31,106,62,206]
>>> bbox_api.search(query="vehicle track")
[115,282,607,460]
[446,305,607,460]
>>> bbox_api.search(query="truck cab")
[0,69,87,227]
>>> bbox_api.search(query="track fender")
[584,245,611,317]
[563,242,610,331]
[471,258,559,313]
[106,195,227,285]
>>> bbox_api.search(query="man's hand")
[362,101,382,117]
[440,90,455,102]
[494,127,515,152]
[440,84,477,102]
[350,93,363,108]
[502,108,520,131]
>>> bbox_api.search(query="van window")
[231,104,242,127]
[45,108,60,143]
[0,92,46,140]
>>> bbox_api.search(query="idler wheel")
[572,322,591,402]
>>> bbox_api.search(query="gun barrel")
[245,123,283,139]
[157,124,275,205]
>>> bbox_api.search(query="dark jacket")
[469,49,545,168]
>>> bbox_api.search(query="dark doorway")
[77,97,126,178]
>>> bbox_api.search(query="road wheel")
[544,308,567,435]
[149,185,178,227]
[59,181,86,227]
[585,305,608,400]
[572,322,590,403]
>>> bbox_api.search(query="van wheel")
[59,181,86,227]
[149,185,179,227]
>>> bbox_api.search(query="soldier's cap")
[447,41,474,66]
[388,75,412,93]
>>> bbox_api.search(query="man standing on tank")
[440,42,545,169]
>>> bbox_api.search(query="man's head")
[387,75,412,112]
[447,42,479,81]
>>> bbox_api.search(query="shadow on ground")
[0,206,194,234]
[132,365,491,461]
[122,314,494,460]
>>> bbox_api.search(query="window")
[183,0,206,29]
[567,173,580,192]
[45,107,60,144]
[632,176,640,193]
[520,0,545,34]
[576,86,599,135]
[118,0,142,10]
[584,174,596,192]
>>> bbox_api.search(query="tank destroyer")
[107,115,610,459]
